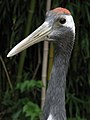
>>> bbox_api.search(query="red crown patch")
[52,7,71,15]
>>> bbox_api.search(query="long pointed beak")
[7,21,51,57]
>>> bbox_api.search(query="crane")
[7,7,75,120]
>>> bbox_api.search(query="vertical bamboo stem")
[47,43,54,80]
[16,0,36,83]
[0,56,13,90]
[41,0,51,109]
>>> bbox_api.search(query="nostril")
[45,35,55,42]
[47,35,50,39]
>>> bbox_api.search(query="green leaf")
[36,81,43,88]
[27,80,36,90]
[16,80,42,92]
[12,110,21,120]
[23,101,41,120]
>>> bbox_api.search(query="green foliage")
[16,80,42,92]
[68,116,87,120]
[2,90,13,106]
[1,79,42,120]
[23,101,41,120]
[12,110,22,120]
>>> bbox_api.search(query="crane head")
[7,7,75,57]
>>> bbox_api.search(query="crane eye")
[59,18,66,24]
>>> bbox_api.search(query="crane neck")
[42,43,74,120]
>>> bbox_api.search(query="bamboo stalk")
[16,0,36,83]
[0,56,13,90]
[47,43,54,80]
[41,0,52,110]
[32,45,41,80]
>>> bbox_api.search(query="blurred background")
[0,0,90,120]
